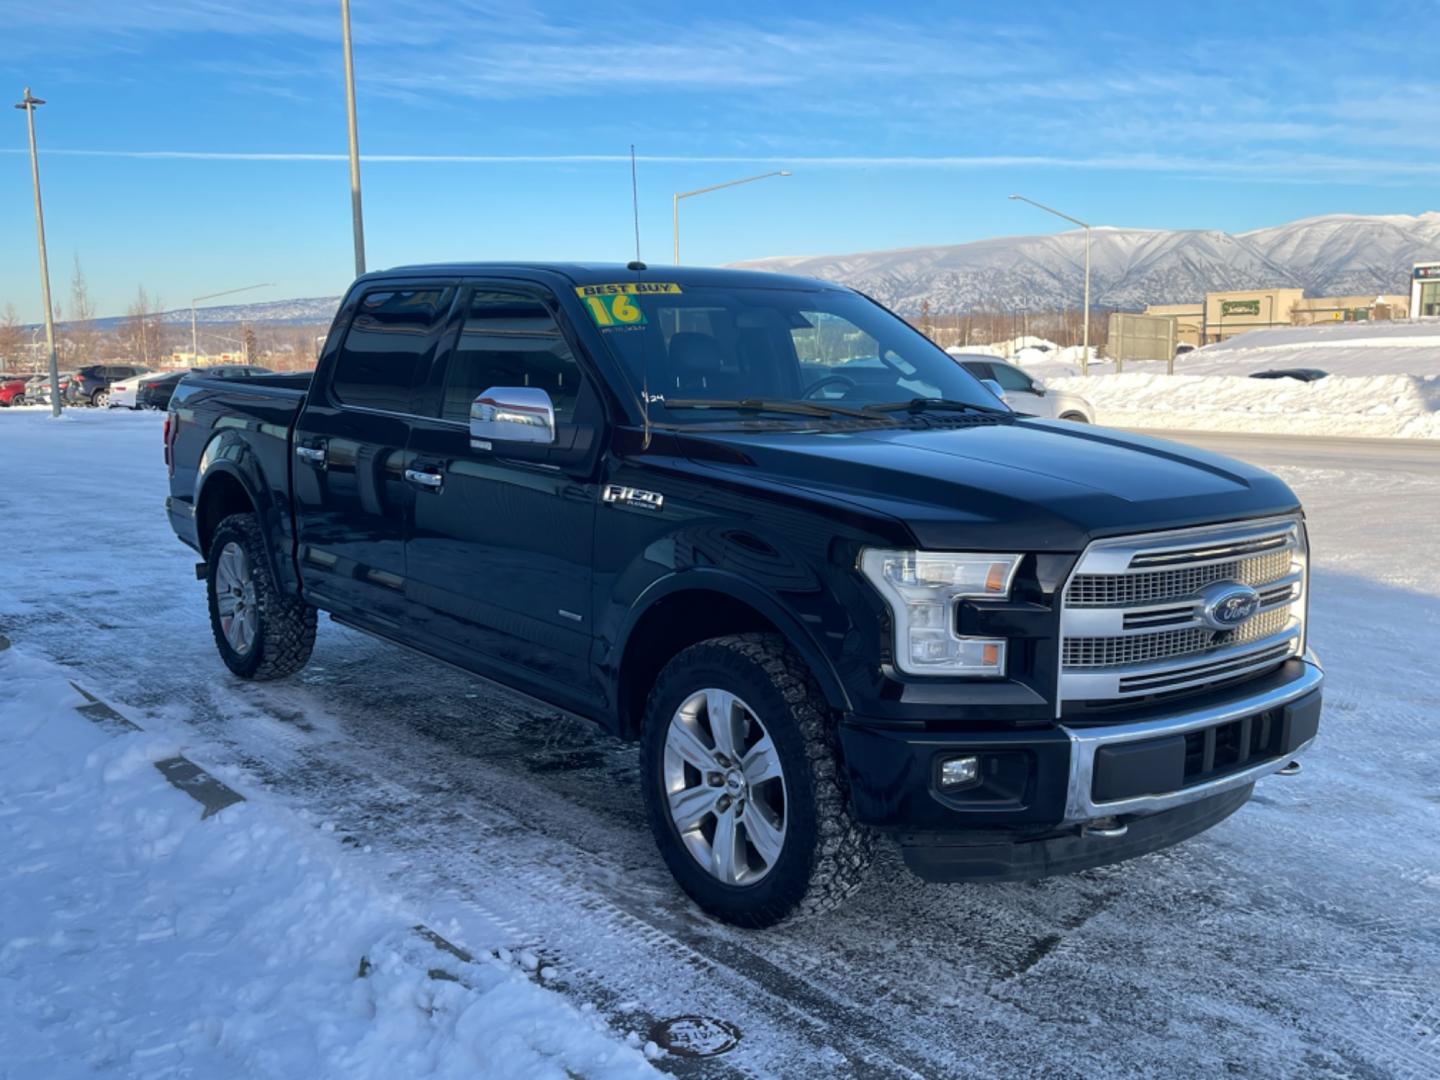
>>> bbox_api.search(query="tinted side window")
[439,291,582,423]
[334,287,453,412]
[960,360,993,381]
[990,363,1034,392]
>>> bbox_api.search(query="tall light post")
[191,283,274,361]
[15,87,62,417]
[1009,194,1092,375]
[340,0,366,277]
[673,170,791,264]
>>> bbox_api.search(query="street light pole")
[1009,194,1093,375]
[340,0,366,278]
[190,283,275,362]
[15,87,62,417]
[673,170,792,264]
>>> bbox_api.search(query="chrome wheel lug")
[707,772,724,787]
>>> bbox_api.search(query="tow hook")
[1278,760,1302,776]
[1082,816,1128,839]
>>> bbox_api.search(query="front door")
[293,282,456,627]
[405,284,601,701]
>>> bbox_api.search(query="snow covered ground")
[1,409,1438,1078]
[0,640,657,1078]
[958,322,1440,438]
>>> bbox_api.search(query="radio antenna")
[630,144,642,264]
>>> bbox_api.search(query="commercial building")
[1413,262,1440,318]
[1147,287,1412,346]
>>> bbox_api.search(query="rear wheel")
[641,633,873,927]
[1060,411,1089,423]
[206,513,316,680]
[91,389,109,408]
[10,395,23,407]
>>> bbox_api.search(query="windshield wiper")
[862,397,1010,417]
[663,398,878,420]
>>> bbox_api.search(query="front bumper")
[838,651,1322,873]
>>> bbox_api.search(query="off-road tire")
[641,632,874,927]
[206,513,316,680]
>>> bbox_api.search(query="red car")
[0,377,28,407]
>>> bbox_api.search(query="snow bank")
[1181,319,1440,378]
[0,647,656,1080]
[1049,371,1440,439]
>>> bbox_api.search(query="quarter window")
[440,291,582,424]
[333,287,453,412]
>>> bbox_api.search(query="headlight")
[859,550,1021,677]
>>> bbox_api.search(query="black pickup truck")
[165,263,1323,926]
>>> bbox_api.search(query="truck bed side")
[166,372,312,595]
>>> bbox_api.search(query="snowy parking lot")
[2,409,1437,1078]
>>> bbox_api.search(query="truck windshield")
[580,283,1004,426]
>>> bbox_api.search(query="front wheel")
[206,513,316,680]
[9,395,24,407]
[641,633,873,927]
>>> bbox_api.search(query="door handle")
[295,445,327,467]
[404,468,444,489]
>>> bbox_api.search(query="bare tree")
[0,304,24,370]
[67,255,99,365]
[119,286,155,365]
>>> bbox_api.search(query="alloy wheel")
[214,541,259,656]
[663,688,787,885]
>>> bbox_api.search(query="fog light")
[939,755,980,789]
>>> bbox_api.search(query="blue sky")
[2,0,1437,321]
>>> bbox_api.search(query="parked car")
[127,365,272,411]
[1249,368,1329,382]
[27,371,75,405]
[955,355,1094,422]
[64,364,152,408]
[110,369,179,409]
[166,264,1321,927]
[0,376,27,407]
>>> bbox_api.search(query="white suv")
[957,356,1093,423]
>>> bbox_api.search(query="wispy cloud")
[3,147,1434,183]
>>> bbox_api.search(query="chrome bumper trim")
[1060,651,1322,823]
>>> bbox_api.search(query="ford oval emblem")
[1199,581,1261,630]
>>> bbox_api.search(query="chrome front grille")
[1066,548,1292,607]
[1063,606,1291,668]
[1059,517,1307,704]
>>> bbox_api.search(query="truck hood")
[678,418,1300,551]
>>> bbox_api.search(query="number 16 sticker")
[582,292,646,327]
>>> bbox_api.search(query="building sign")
[1221,300,1262,316]
[1414,264,1440,279]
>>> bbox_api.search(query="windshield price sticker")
[575,282,681,328]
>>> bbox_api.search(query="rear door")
[293,281,457,628]
[403,282,602,698]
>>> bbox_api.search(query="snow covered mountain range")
[76,212,1440,328]
[729,212,1440,315]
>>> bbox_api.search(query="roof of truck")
[362,262,845,294]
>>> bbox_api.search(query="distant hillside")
[84,295,341,333]
[728,212,1440,315]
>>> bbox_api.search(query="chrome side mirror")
[980,378,1009,405]
[470,387,556,447]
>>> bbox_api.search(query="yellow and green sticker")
[574,282,681,328]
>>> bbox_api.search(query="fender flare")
[194,434,291,592]
[615,566,854,716]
